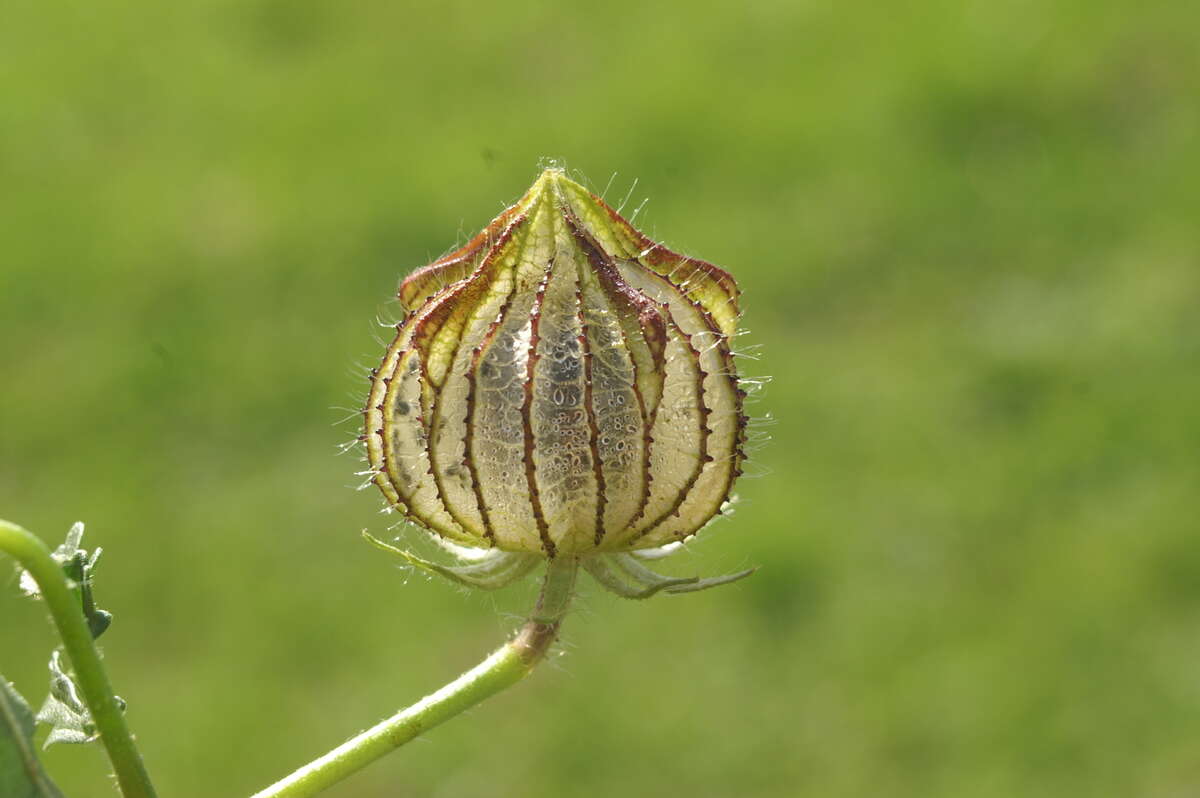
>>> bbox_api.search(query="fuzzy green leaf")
[0,677,66,797]
[35,650,115,749]
[18,523,112,640]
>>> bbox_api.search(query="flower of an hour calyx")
[363,167,752,597]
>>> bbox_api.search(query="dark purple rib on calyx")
[422,215,528,540]
[655,271,746,534]
[410,215,527,389]
[375,268,506,541]
[399,203,523,310]
[462,278,523,545]
[575,287,608,546]
[521,256,556,557]
[626,264,744,545]
[561,210,662,535]
[625,304,711,546]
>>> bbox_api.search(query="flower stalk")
[251,557,578,798]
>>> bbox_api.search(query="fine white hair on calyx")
[731,340,763,362]
[598,171,618,202]
[615,177,640,215]
[330,406,364,426]
[738,374,771,397]
[627,196,651,225]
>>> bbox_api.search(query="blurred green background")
[2,1,1197,796]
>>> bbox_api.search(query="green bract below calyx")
[363,531,755,597]
[363,168,749,571]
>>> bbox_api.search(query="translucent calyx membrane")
[364,168,748,558]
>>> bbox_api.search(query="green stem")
[252,556,579,798]
[0,519,158,798]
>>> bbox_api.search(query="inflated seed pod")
[364,168,746,559]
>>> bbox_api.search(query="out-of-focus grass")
[2,2,1197,796]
